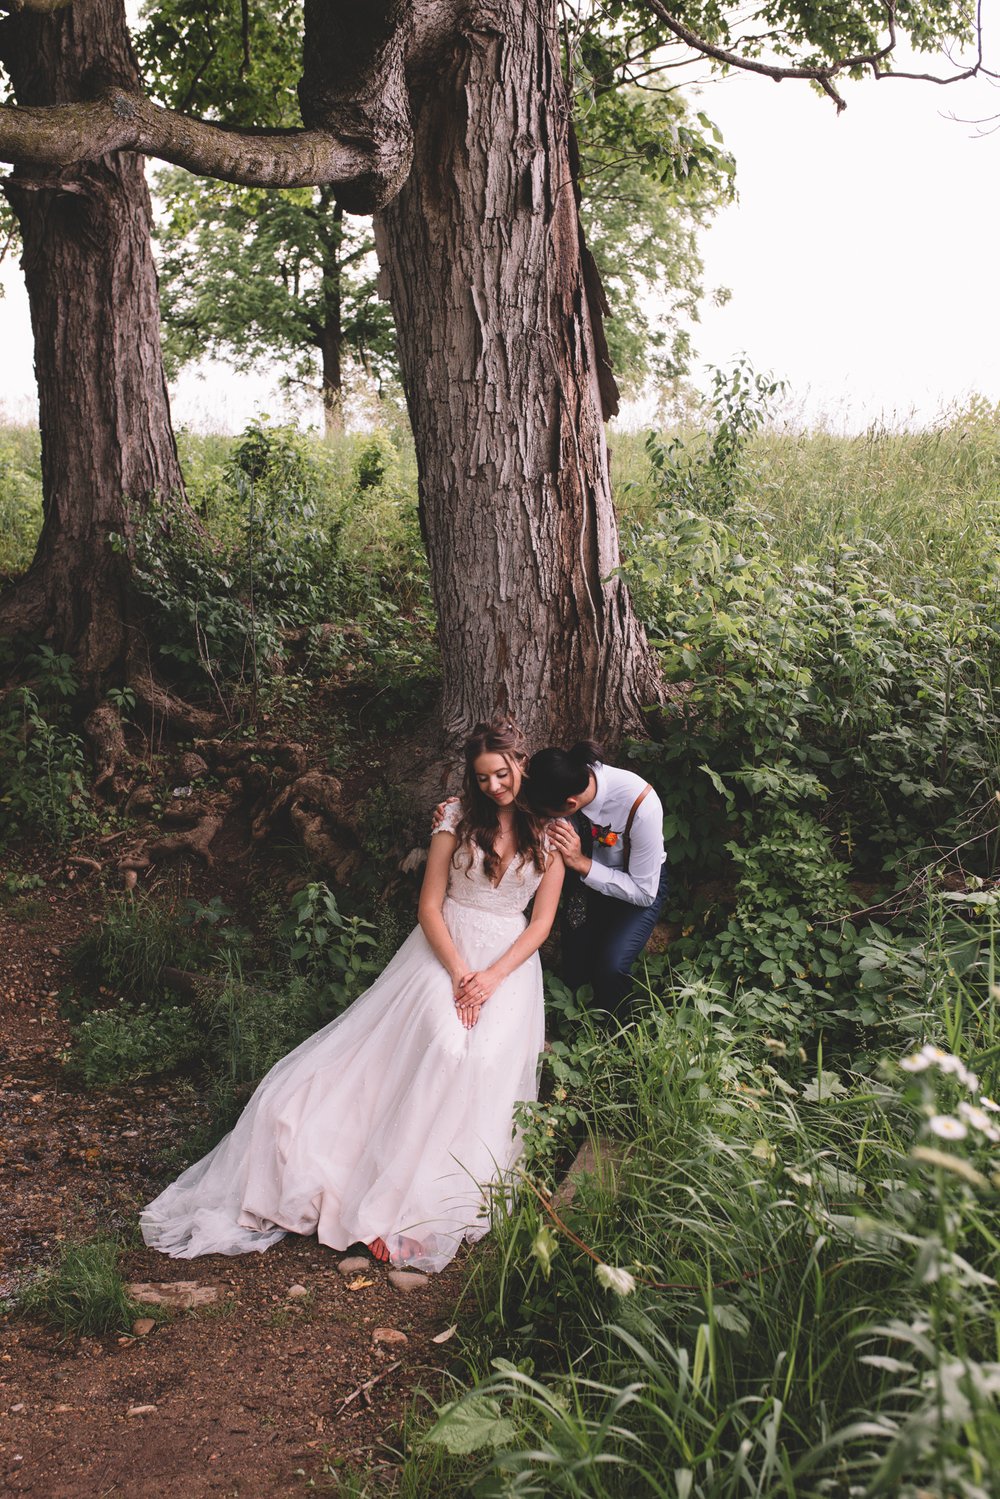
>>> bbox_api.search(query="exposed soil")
[0,833,470,1497]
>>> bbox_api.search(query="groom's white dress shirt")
[580,763,665,908]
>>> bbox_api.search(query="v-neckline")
[489,826,517,888]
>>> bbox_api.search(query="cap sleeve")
[431,798,462,837]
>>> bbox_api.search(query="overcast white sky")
[0,36,997,435]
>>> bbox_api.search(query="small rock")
[126,1405,157,1417]
[132,1318,156,1336]
[127,1281,220,1310]
[286,1284,309,1300]
[10,1402,25,1413]
[336,1256,371,1278]
[176,752,209,781]
[372,1327,408,1346]
[52,1404,75,1414]
[388,1270,429,1293]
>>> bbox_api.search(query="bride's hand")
[454,970,496,1029]
[432,795,461,830]
[457,968,499,1009]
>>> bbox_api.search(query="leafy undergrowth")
[401,916,1000,1497]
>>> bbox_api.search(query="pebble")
[388,1269,428,1293]
[286,1284,309,1300]
[132,1318,156,1336]
[126,1405,157,1417]
[336,1256,371,1278]
[372,1327,408,1345]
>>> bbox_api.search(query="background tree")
[155,175,395,433]
[141,0,395,435]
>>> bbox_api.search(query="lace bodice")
[433,801,548,916]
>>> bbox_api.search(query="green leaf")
[424,1396,516,1455]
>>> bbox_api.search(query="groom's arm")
[581,790,665,908]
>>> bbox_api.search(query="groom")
[522,742,668,1019]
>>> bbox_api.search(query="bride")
[141,720,564,1274]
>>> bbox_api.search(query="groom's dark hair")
[524,740,603,813]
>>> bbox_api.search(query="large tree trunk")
[0,0,184,690]
[376,0,661,749]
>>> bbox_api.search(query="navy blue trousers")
[562,859,669,1018]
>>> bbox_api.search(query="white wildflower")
[595,1263,636,1296]
[980,1096,1000,1114]
[958,1102,1000,1143]
[910,1045,978,1091]
[928,1114,968,1142]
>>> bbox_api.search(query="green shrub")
[18,1236,150,1338]
[63,1003,202,1087]
[0,424,43,576]
[622,482,1000,1046]
[0,646,91,846]
[281,881,380,1011]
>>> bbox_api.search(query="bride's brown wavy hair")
[455,719,548,882]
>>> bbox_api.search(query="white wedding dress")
[140,803,547,1273]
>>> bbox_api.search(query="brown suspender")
[622,783,652,874]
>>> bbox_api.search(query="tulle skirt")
[140,898,544,1272]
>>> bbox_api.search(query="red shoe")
[367,1237,391,1263]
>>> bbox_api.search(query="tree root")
[146,811,225,867]
[83,702,128,791]
[128,662,220,739]
[251,769,363,883]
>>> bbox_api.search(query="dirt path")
[1,867,466,1496]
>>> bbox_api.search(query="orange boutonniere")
[591,824,619,847]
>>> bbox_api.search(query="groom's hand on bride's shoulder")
[432,795,461,829]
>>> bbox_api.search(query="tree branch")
[0,0,74,13]
[0,87,411,198]
[0,0,416,208]
[635,0,987,112]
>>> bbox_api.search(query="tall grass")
[0,421,42,577]
[18,1236,151,1338]
[3,399,998,593]
[611,396,1000,591]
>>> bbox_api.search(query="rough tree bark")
[376,0,661,747]
[0,0,184,687]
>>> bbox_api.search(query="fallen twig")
[333,1360,402,1417]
